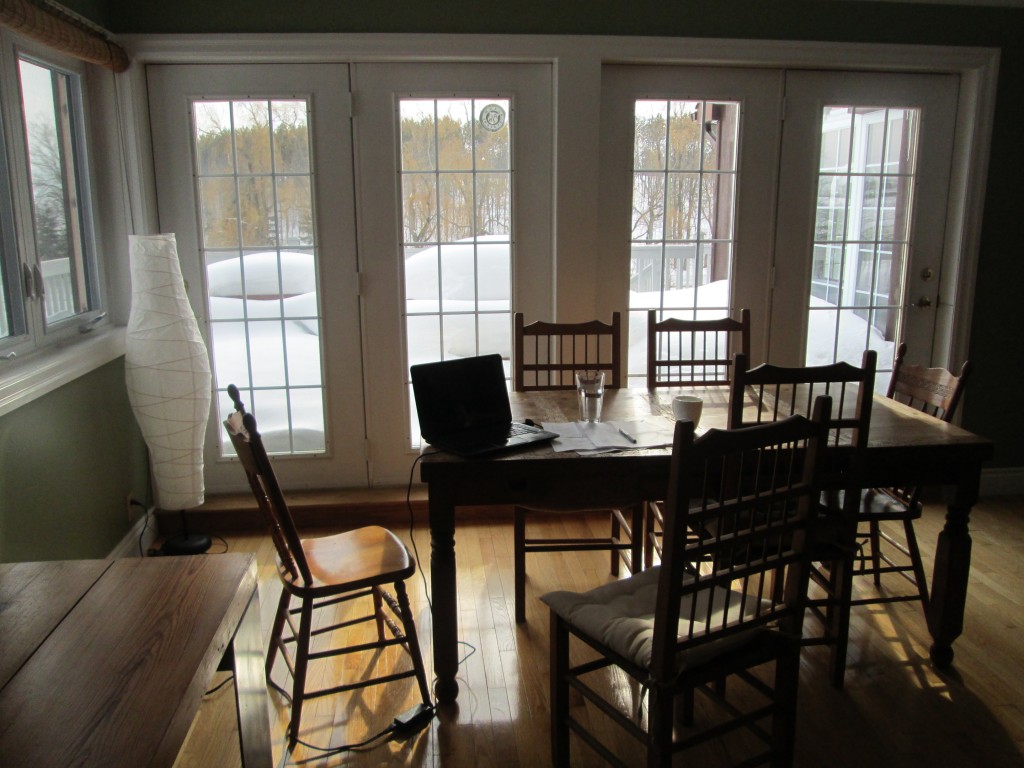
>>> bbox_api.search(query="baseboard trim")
[108,508,158,558]
[981,466,1024,497]
[156,486,437,535]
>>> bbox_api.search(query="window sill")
[0,327,126,419]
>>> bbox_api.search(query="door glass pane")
[401,98,513,443]
[628,100,739,386]
[18,58,96,326]
[193,99,325,456]
[807,106,918,373]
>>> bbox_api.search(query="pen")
[617,427,637,444]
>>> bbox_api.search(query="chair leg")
[903,519,931,611]
[550,612,571,767]
[287,598,315,748]
[394,579,433,705]
[514,506,527,623]
[630,503,644,574]
[644,502,656,569]
[826,552,854,689]
[771,641,801,768]
[610,510,622,577]
[869,521,883,587]
[647,685,673,767]
[372,586,386,642]
[266,586,291,679]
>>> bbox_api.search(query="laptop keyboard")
[507,422,536,437]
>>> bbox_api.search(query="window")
[806,106,918,366]
[400,97,514,443]
[628,99,740,384]
[191,98,326,457]
[0,48,101,357]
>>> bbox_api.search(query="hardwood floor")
[173,497,1024,767]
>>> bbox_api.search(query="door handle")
[914,296,932,309]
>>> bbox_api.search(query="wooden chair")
[511,311,642,623]
[644,308,752,567]
[222,385,431,748]
[514,311,621,390]
[729,350,876,688]
[646,307,751,388]
[544,398,832,767]
[852,342,972,613]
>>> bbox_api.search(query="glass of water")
[575,371,605,422]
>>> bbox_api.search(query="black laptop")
[410,354,557,457]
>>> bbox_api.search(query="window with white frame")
[0,47,101,357]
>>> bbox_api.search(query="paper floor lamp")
[125,234,213,555]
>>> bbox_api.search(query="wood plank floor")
[173,496,1024,767]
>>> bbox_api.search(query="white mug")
[672,395,703,426]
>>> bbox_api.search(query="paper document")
[541,419,675,454]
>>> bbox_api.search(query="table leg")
[430,485,460,704]
[232,588,273,767]
[926,463,980,668]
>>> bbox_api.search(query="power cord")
[406,452,478,667]
[129,499,149,557]
[291,702,436,761]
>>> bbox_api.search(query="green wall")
[44,0,1024,482]
[0,358,149,562]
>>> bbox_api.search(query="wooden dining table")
[0,553,272,767]
[419,386,994,704]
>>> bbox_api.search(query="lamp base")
[160,533,213,556]
[157,508,212,556]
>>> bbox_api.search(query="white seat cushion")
[541,566,769,671]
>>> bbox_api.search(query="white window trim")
[0,28,131,417]
[0,326,124,417]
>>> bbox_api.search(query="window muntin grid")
[400,97,513,445]
[627,99,740,386]
[191,98,325,457]
[807,106,919,371]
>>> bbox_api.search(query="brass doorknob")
[915,296,932,309]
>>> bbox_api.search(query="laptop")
[411,354,558,457]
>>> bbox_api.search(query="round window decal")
[479,104,506,132]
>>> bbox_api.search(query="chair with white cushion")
[544,397,832,767]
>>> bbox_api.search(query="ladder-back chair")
[646,308,751,388]
[645,308,752,567]
[223,385,431,747]
[511,312,642,624]
[853,342,972,614]
[544,398,832,767]
[729,350,876,688]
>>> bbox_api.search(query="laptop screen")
[410,354,513,442]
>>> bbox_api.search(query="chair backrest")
[649,396,832,681]
[646,308,751,388]
[222,384,312,586]
[887,342,972,422]
[513,312,621,391]
[729,350,876,450]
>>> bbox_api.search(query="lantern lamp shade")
[125,234,212,510]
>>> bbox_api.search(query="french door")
[599,66,960,382]
[352,63,553,484]
[148,64,366,490]
[600,66,784,382]
[149,62,553,490]
[771,71,959,375]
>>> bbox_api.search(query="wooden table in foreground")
[0,554,271,767]
[419,387,994,704]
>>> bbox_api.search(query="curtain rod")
[0,0,129,72]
